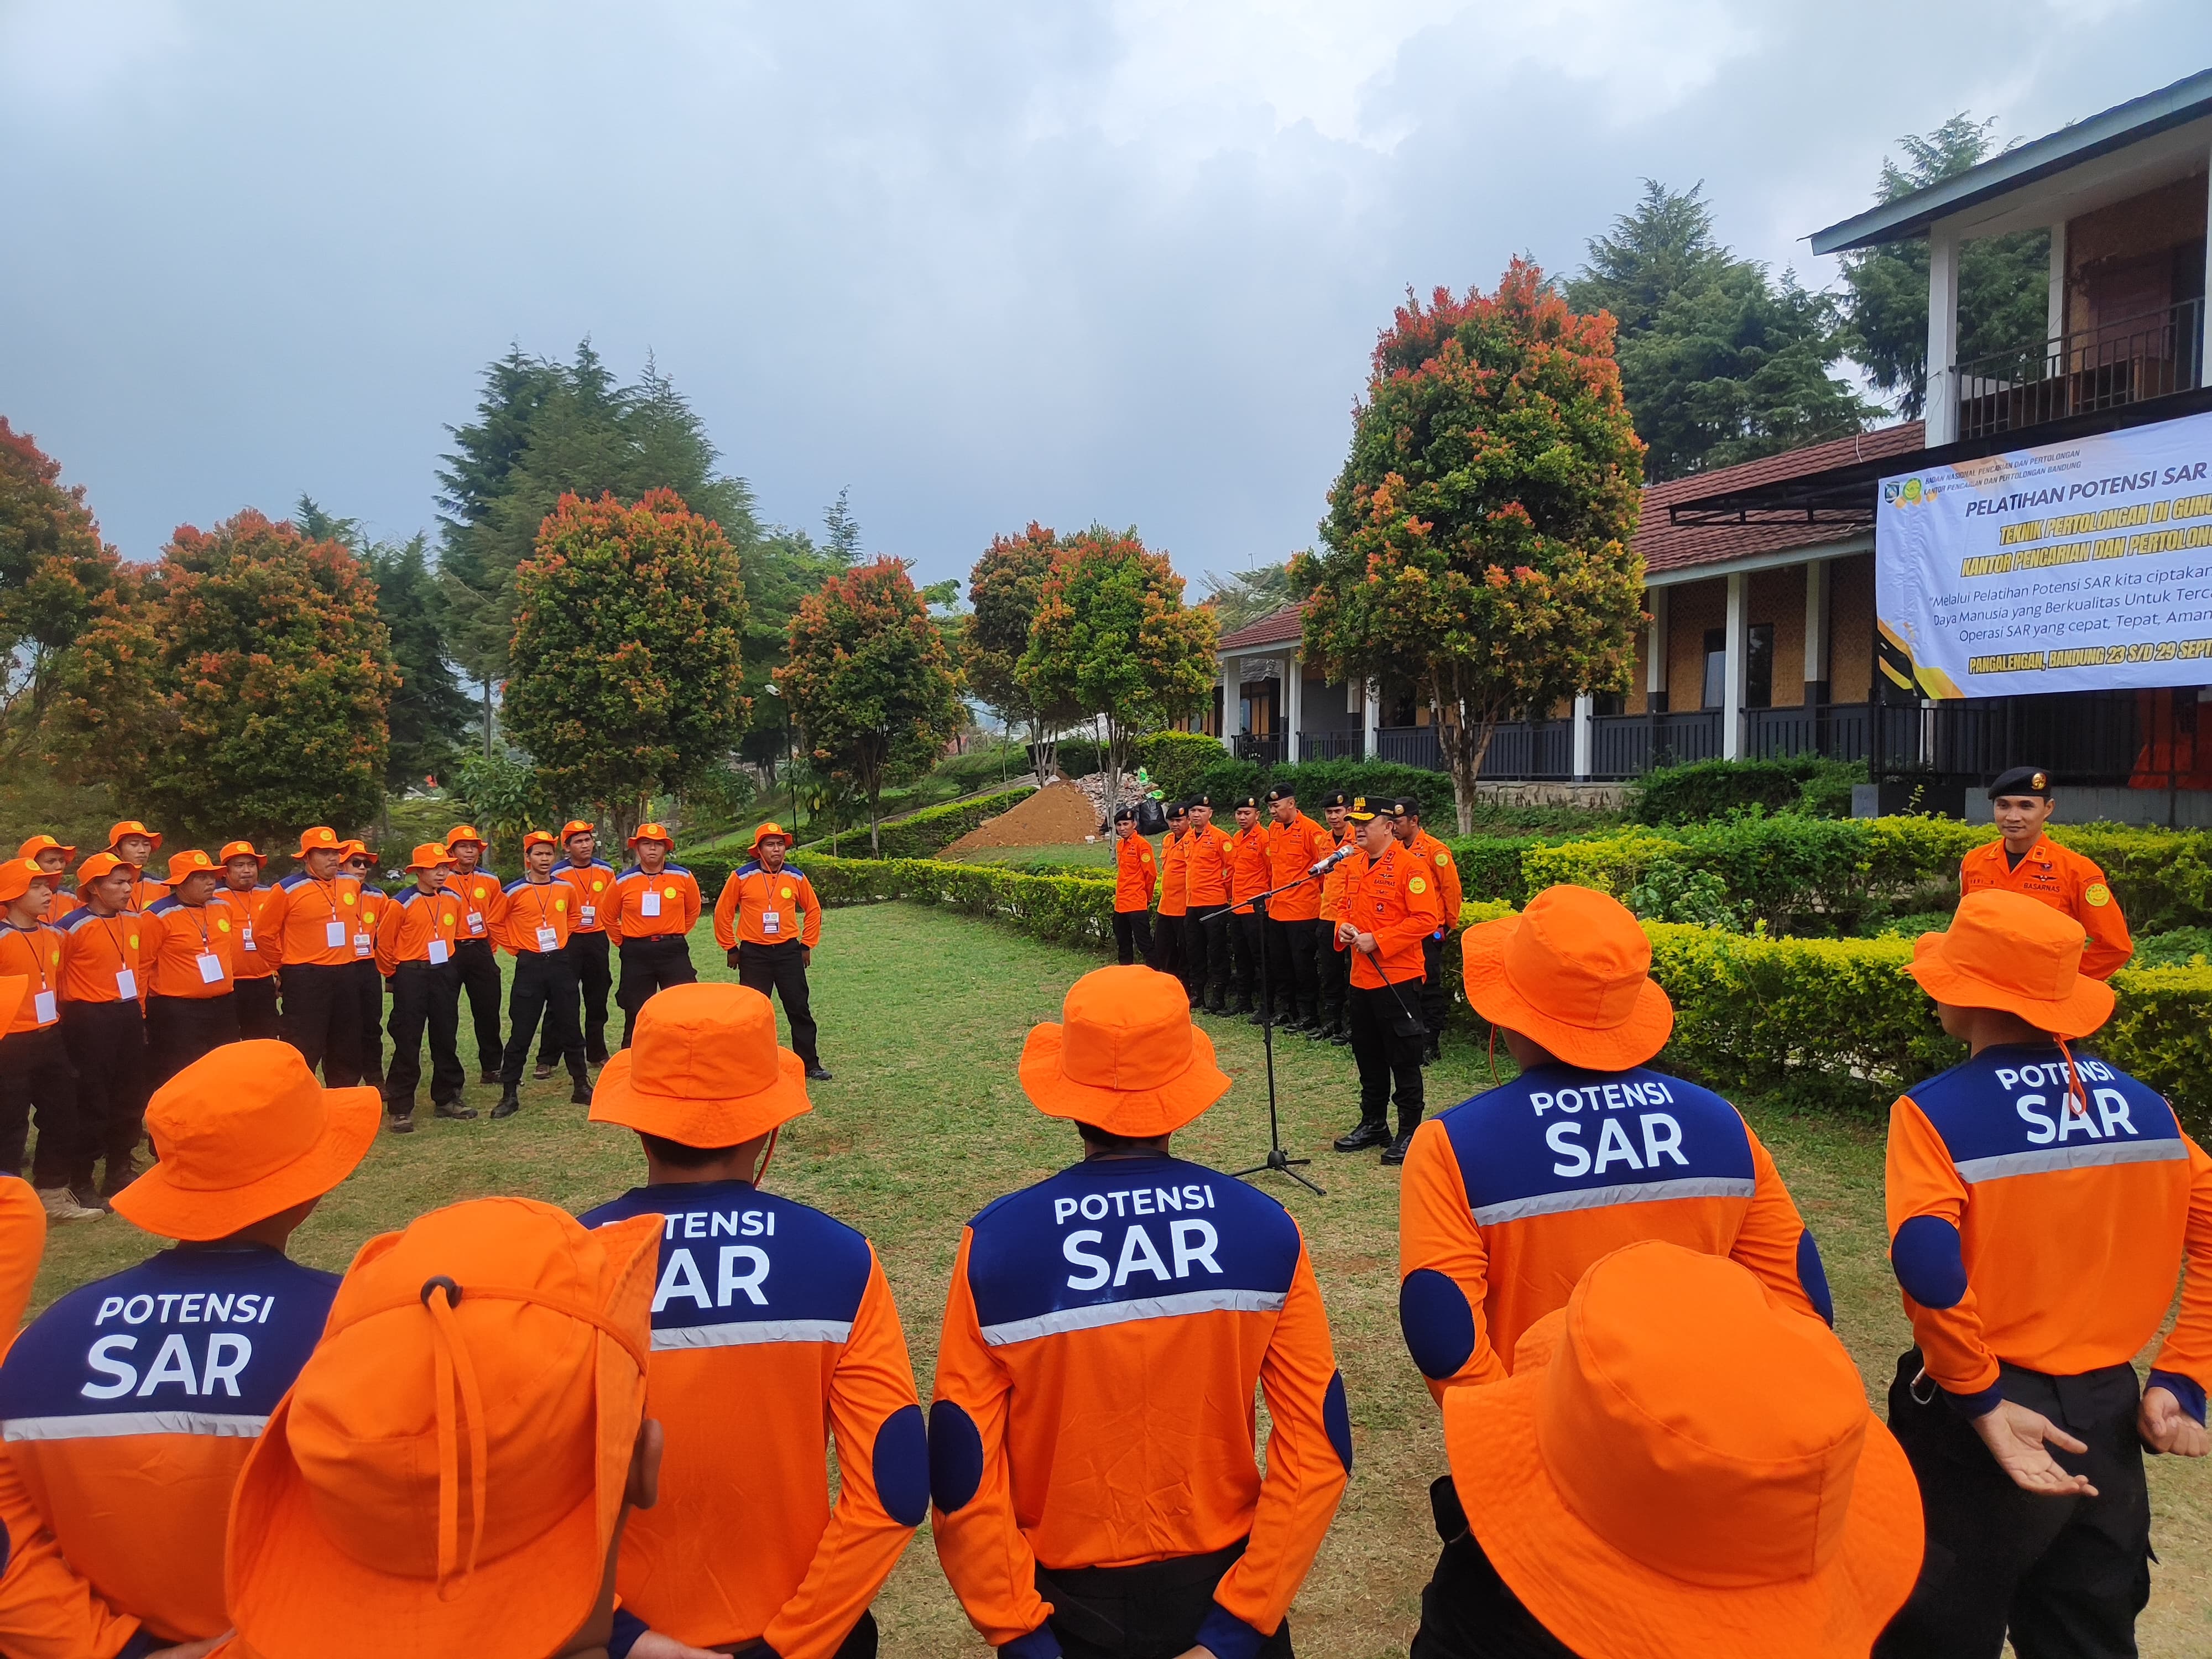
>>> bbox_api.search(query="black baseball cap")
[1346,795,1383,822]
[1989,766,2054,800]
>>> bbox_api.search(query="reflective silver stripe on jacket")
[2,1411,269,1441]
[1473,1176,1755,1228]
[1954,1138,2189,1184]
[979,1287,1287,1348]
[650,1318,853,1351]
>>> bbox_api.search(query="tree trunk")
[869,790,881,858]
[1103,712,1134,836]
[1027,715,1055,787]
[1437,696,1498,837]
[482,679,494,760]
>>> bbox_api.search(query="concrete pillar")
[1219,654,1237,751]
[1363,679,1381,761]
[1723,572,1749,760]
[1803,560,1830,705]
[1645,587,1668,712]
[1572,692,1595,779]
[1926,222,1961,445]
[1282,651,1303,763]
[2047,217,2067,345]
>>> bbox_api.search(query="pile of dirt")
[942,777,1104,853]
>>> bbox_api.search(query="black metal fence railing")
[1297,729,1365,763]
[1376,726,1443,771]
[1871,692,2144,787]
[1954,296,2203,442]
[1744,704,1872,764]
[1232,734,1286,768]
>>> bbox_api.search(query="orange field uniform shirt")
[1958,835,2132,979]
[1405,828,1462,932]
[258,871,366,969]
[354,885,389,953]
[1113,835,1157,915]
[443,867,506,946]
[1399,1063,1830,1398]
[1885,1043,2212,1411]
[0,924,65,1035]
[555,858,617,935]
[714,863,822,951]
[1317,825,1352,924]
[1264,813,1334,924]
[1228,823,1271,915]
[497,878,575,957]
[1334,841,1442,988]
[608,864,702,943]
[42,892,78,928]
[118,873,166,915]
[142,899,236,1000]
[54,909,149,1006]
[211,888,276,982]
[373,887,464,977]
[930,1156,1350,1657]
[1158,828,1189,919]
[581,1181,925,1656]
[1181,822,1232,907]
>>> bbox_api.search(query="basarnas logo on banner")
[1882,476,1940,509]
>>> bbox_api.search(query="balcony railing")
[1871,691,2145,787]
[1376,726,1442,770]
[1297,729,1365,762]
[1954,296,2203,441]
[1232,734,1285,767]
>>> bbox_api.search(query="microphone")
[1307,843,1357,877]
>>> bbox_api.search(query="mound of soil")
[942,778,1103,854]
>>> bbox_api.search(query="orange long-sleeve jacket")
[1227,824,1271,915]
[0,1244,342,1650]
[142,898,236,1000]
[1404,828,1462,933]
[41,892,77,928]
[1332,842,1441,989]
[0,926,64,1035]
[443,867,506,945]
[354,885,390,955]
[1182,823,1232,908]
[608,864,702,944]
[497,877,576,957]
[1317,825,1352,924]
[1113,835,1157,915]
[555,858,618,935]
[1399,1063,1830,1399]
[54,910,149,1007]
[930,1155,1350,1659]
[1885,1042,2212,1417]
[257,872,368,969]
[713,862,822,951]
[210,887,276,982]
[580,1180,925,1656]
[1158,829,1189,919]
[1264,815,1334,924]
[1958,836,2132,979]
[373,886,464,977]
[0,1177,43,1341]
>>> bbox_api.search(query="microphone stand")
[1232,860,1345,1198]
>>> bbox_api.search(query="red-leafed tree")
[966,523,1077,787]
[1293,259,1647,832]
[45,509,399,845]
[782,555,964,855]
[504,487,749,841]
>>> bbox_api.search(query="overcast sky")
[6,2,2210,589]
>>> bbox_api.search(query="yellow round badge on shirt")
[217,918,231,932]
[662,885,677,899]
[128,933,139,948]
[2085,882,2111,907]
[780,886,794,899]
[555,898,567,912]
[443,911,457,926]
[1435,851,1452,866]
[1408,876,1428,895]
[592,879,605,893]
[342,891,356,905]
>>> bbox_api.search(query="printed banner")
[1875,408,2212,698]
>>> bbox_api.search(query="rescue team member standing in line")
[583,983,926,1658]
[1410,1242,1922,1659]
[1225,794,1270,1020]
[55,852,152,1213]
[1312,793,1352,1047]
[0,1040,376,1656]
[1874,890,2211,1659]
[1110,805,1157,967]
[103,822,168,913]
[375,843,473,1134]
[0,860,88,1223]
[1959,766,2133,979]
[1181,796,1233,1015]
[540,820,615,1075]
[1262,785,1332,1034]
[259,826,366,1089]
[1392,799,1460,1065]
[218,1197,666,1659]
[1150,800,1190,979]
[442,825,508,1084]
[340,842,388,1088]
[714,823,832,1082]
[214,842,280,1041]
[607,823,700,1048]
[496,831,592,1118]
[1332,799,1442,1165]
[18,836,78,924]
[1398,884,1831,1401]
[143,849,240,1086]
[930,966,1351,1659]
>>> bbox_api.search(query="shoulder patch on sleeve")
[2085,882,2111,906]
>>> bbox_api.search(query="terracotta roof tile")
[1218,602,1308,650]
[1634,422,1924,575]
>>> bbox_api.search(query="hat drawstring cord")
[424,1282,491,1601]
[2055,1034,2089,1118]
[755,1125,780,1186]
[1487,1022,1499,1089]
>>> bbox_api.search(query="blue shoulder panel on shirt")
[54,907,99,933]
[396,888,430,909]
[502,878,535,896]
[146,897,179,915]
[964,1157,1300,1344]
[1906,1045,2183,1177]
[780,863,806,880]
[1439,1065,1754,1227]
[0,1247,339,1429]
[276,870,315,890]
[581,1181,872,1348]
[736,862,762,878]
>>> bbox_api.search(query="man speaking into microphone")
[1331,796,1442,1165]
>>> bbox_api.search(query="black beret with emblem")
[1264,784,1297,804]
[1988,766,2054,800]
[1230,792,1259,811]
[1320,789,1349,809]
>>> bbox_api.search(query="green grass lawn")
[29,905,2212,1657]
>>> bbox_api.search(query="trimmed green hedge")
[803,852,1115,948]
[1631,756,1865,823]
[1130,732,1229,799]
[781,786,1035,863]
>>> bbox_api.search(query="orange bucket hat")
[106,820,163,854]
[750,821,792,852]
[338,839,372,861]
[225,1198,661,1659]
[1445,1241,1922,1659]
[628,821,674,849]
[1911,889,2114,1039]
[1020,965,1233,1137]
[161,849,219,886]
[109,1041,378,1241]
[293,826,342,858]
[521,829,559,853]
[403,842,455,873]
[444,824,488,849]
[0,859,47,906]
[1461,884,1674,1070]
[16,834,75,863]
[73,852,129,887]
[560,819,596,843]
[218,839,268,867]
[591,983,810,1146]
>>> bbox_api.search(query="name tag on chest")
[33,990,56,1025]
[353,932,373,958]
[196,952,225,984]
[467,912,486,935]
[325,919,347,949]
[640,890,662,917]
[579,905,596,927]
[115,968,138,1000]
[428,940,450,966]
[761,910,781,935]
[536,925,560,953]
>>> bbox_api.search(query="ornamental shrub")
[1445,837,1543,905]
[1131,731,1232,799]
[1521,832,1692,897]
[870,787,1033,859]
[1631,757,1865,823]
